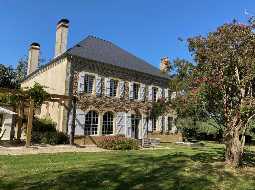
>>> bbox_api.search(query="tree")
[16,57,28,83]
[187,20,255,166]
[0,64,18,89]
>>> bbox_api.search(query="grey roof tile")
[67,36,170,79]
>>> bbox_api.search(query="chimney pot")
[55,18,69,57]
[27,42,40,75]
[160,57,170,73]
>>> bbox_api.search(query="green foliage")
[176,117,224,141]
[150,98,168,119]
[97,135,139,150]
[27,82,48,107]
[0,64,19,89]
[16,57,28,83]
[31,117,69,145]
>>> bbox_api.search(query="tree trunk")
[224,121,244,167]
[70,97,76,145]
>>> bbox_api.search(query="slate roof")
[67,36,170,79]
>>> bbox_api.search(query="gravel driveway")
[0,144,107,155]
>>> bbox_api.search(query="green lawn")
[0,143,255,190]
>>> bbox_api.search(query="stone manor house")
[21,19,177,144]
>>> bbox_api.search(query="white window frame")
[84,74,95,94]
[109,79,118,97]
[84,111,99,135]
[133,83,140,100]
[102,112,114,135]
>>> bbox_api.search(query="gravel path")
[0,145,107,155]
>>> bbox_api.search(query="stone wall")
[71,56,174,116]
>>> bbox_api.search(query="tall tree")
[187,20,255,166]
[16,57,28,83]
[0,64,18,89]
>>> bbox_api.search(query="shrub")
[97,135,139,150]
[176,117,223,142]
[31,117,69,145]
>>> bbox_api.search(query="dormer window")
[109,79,118,97]
[133,83,140,100]
[84,74,94,94]
[152,87,158,101]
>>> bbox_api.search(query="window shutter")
[164,88,169,101]
[75,109,85,135]
[105,78,110,97]
[119,81,125,98]
[148,119,152,132]
[158,116,162,131]
[148,86,153,101]
[115,112,126,135]
[171,92,177,99]
[126,113,132,137]
[157,88,163,100]
[78,72,85,94]
[129,82,134,100]
[139,84,145,101]
[95,76,102,96]
[165,116,169,132]
[141,117,148,139]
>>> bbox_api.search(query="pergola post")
[26,99,34,147]
[16,100,24,142]
[70,97,76,145]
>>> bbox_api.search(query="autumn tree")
[187,20,255,166]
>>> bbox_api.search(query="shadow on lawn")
[2,148,253,190]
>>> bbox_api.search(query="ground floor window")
[168,117,174,131]
[84,111,98,135]
[102,112,114,135]
[131,114,140,139]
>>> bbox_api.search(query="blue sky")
[0,0,254,68]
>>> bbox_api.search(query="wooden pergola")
[0,88,77,147]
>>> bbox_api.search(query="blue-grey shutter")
[158,116,162,131]
[165,116,169,132]
[148,119,152,132]
[95,76,102,96]
[164,88,169,101]
[141,117,148,139]
[78,72,85,94]
[126,113,132,137]
[115,112,126,135]
[171,92,177,99]
[139,84,145,101]
[129,82,134,100]
[148,86,153,101]
[157,88,163,100]
[119,81,125,98]
[75,109,85,135]
[105,78,110,96]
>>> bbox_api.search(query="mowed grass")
[0,142,255,190]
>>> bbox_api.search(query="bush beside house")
[32,117,69,145]
[97,135,139,150]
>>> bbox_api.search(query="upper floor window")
[109,79,118,97]
[133,83,140,100]
[84,75,95,94]
[152,87,158,101]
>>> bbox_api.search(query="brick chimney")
[27,42,40,75]
[160,57,170,73]
[54,18,69,58]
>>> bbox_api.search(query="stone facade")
[67,56,176,142]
